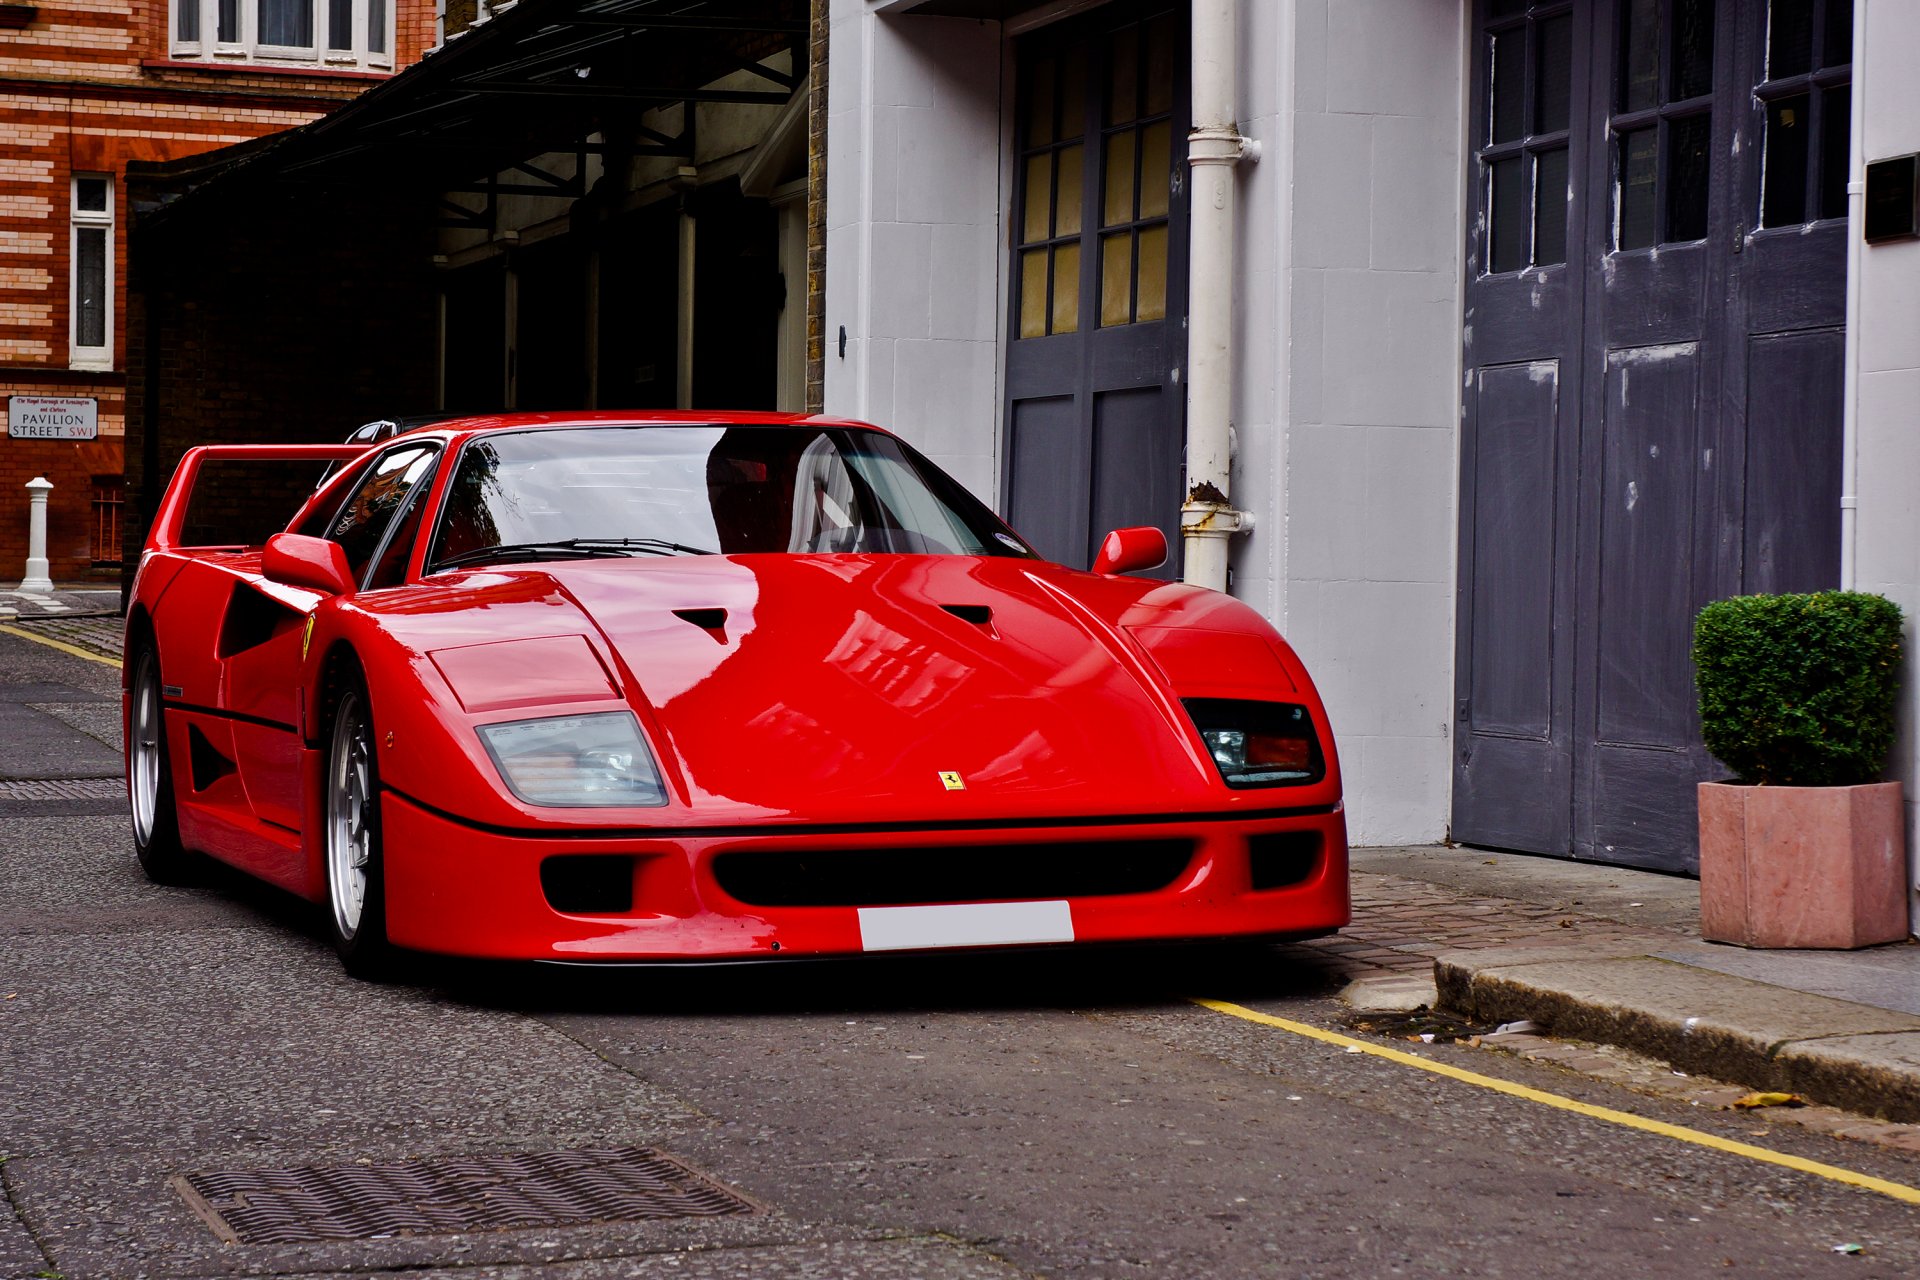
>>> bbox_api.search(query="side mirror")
[263,532,354,596]
[1091,526,1169,576]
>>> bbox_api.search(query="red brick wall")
[0,0,436,582]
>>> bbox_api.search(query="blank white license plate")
[857,901,1075,952]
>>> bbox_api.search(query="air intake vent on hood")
[673,608,728,638]
[941,604,992,626]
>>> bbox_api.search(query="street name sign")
[8,396,98,440]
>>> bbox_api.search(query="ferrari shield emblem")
[301,614,315,661]
[939,771,966,791]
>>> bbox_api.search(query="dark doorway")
[1003,1,1189,573]
[516,236,588,411]
[694,179,780,410]
[441,259,505,414]
[1453,0,1851,871]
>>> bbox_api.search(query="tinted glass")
[1763,93,1811,226]
[1535,15,1572,134]
[1620,0,1660,111]
[1820,85,1851,219]
[75,227,107,348]
[329,445,438,579]
[1672,0,1715,99]
[1667,113,1713,241]
[1619,127,1659,249]
[1824,0,1853,67]
[1535,147,1570,265]
[429,427,1039,567]
[1769,0,1814,78]
[1490,155,1528,272]
[1491,31,1525,143]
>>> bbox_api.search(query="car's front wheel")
[325,670,397,980]
[128,644,194,883]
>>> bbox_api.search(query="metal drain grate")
[0,778,122,800]
[174,1147,759,1244]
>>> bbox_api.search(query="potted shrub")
[1693,591,1906,949]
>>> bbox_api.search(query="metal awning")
[132,0,807,228]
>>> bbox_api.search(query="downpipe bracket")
[1180,499,1255,538]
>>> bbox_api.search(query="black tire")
[323,667,398,980]
[128,644,196,884]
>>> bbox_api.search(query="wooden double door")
[1453,0,1852,870]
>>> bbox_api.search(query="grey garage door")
[1453,0,1851,871]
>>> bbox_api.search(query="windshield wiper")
[434,538,714,571]
[568,538,715,557]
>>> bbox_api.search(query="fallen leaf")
[1730,1091,1807,1110]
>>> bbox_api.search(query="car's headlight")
[477,712,668,807]
[1183,698,1324,788]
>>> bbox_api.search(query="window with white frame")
[70,175,112,369]
[171,0,392,70]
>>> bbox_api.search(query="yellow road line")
[1196,997,1920,1207]
[0,622,121,669]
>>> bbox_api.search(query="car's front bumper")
[379,791,1350,961]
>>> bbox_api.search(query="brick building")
[0,0,435,582]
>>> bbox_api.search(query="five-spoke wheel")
[325,672,396,978]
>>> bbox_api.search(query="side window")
[363,472,437,590]
[327,444,438,582]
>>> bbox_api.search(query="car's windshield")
[426,424,1037,570]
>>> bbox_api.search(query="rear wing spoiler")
[147,443,374,553]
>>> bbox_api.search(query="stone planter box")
[1699,780,1908,949]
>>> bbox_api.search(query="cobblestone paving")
[4,613,124,661]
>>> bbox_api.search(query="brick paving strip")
[5,612,125,661]
[1302,871,1677,979]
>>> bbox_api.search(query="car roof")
[414,410,883,441]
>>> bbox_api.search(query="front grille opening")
[541,855,636,914]
[711,839,1195,908]
[1248,831,1322,891]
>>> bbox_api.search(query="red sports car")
[125,412,1348,978]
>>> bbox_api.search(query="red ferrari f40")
[125,413,1348,977]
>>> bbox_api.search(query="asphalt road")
[4,627,1920,1279]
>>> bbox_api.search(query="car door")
[221,442,441,831]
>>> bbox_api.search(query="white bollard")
[20,477,53,594]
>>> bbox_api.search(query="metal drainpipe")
[1182,0,1258,591]
[1838,0,1868,589]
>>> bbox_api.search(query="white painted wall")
[1847,0,1920,933]
[824,3,1004,502]
[1231,0,1465,845]
[830,0,1466,848]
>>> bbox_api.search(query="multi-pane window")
[1015,12,1177,338]
[1612,0,1716,249]
[170,0,391,69]
[1480,1,1573,274]
[1097,13,1175,327]
[1758,0,1852,227]
[70,175,111,369]
[1017,43,1088,338]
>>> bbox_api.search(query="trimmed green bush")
[1692,591,1904,787]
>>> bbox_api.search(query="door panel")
[1006,392,1084,566]
[1745,328,1843,593]
[1090,385,1181,558]
[1467,361,1561,740]
[1594,343,1699,750]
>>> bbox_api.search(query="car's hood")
[539,554,1235,824]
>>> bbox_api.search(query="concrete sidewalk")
[1336,845,1920,1124]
